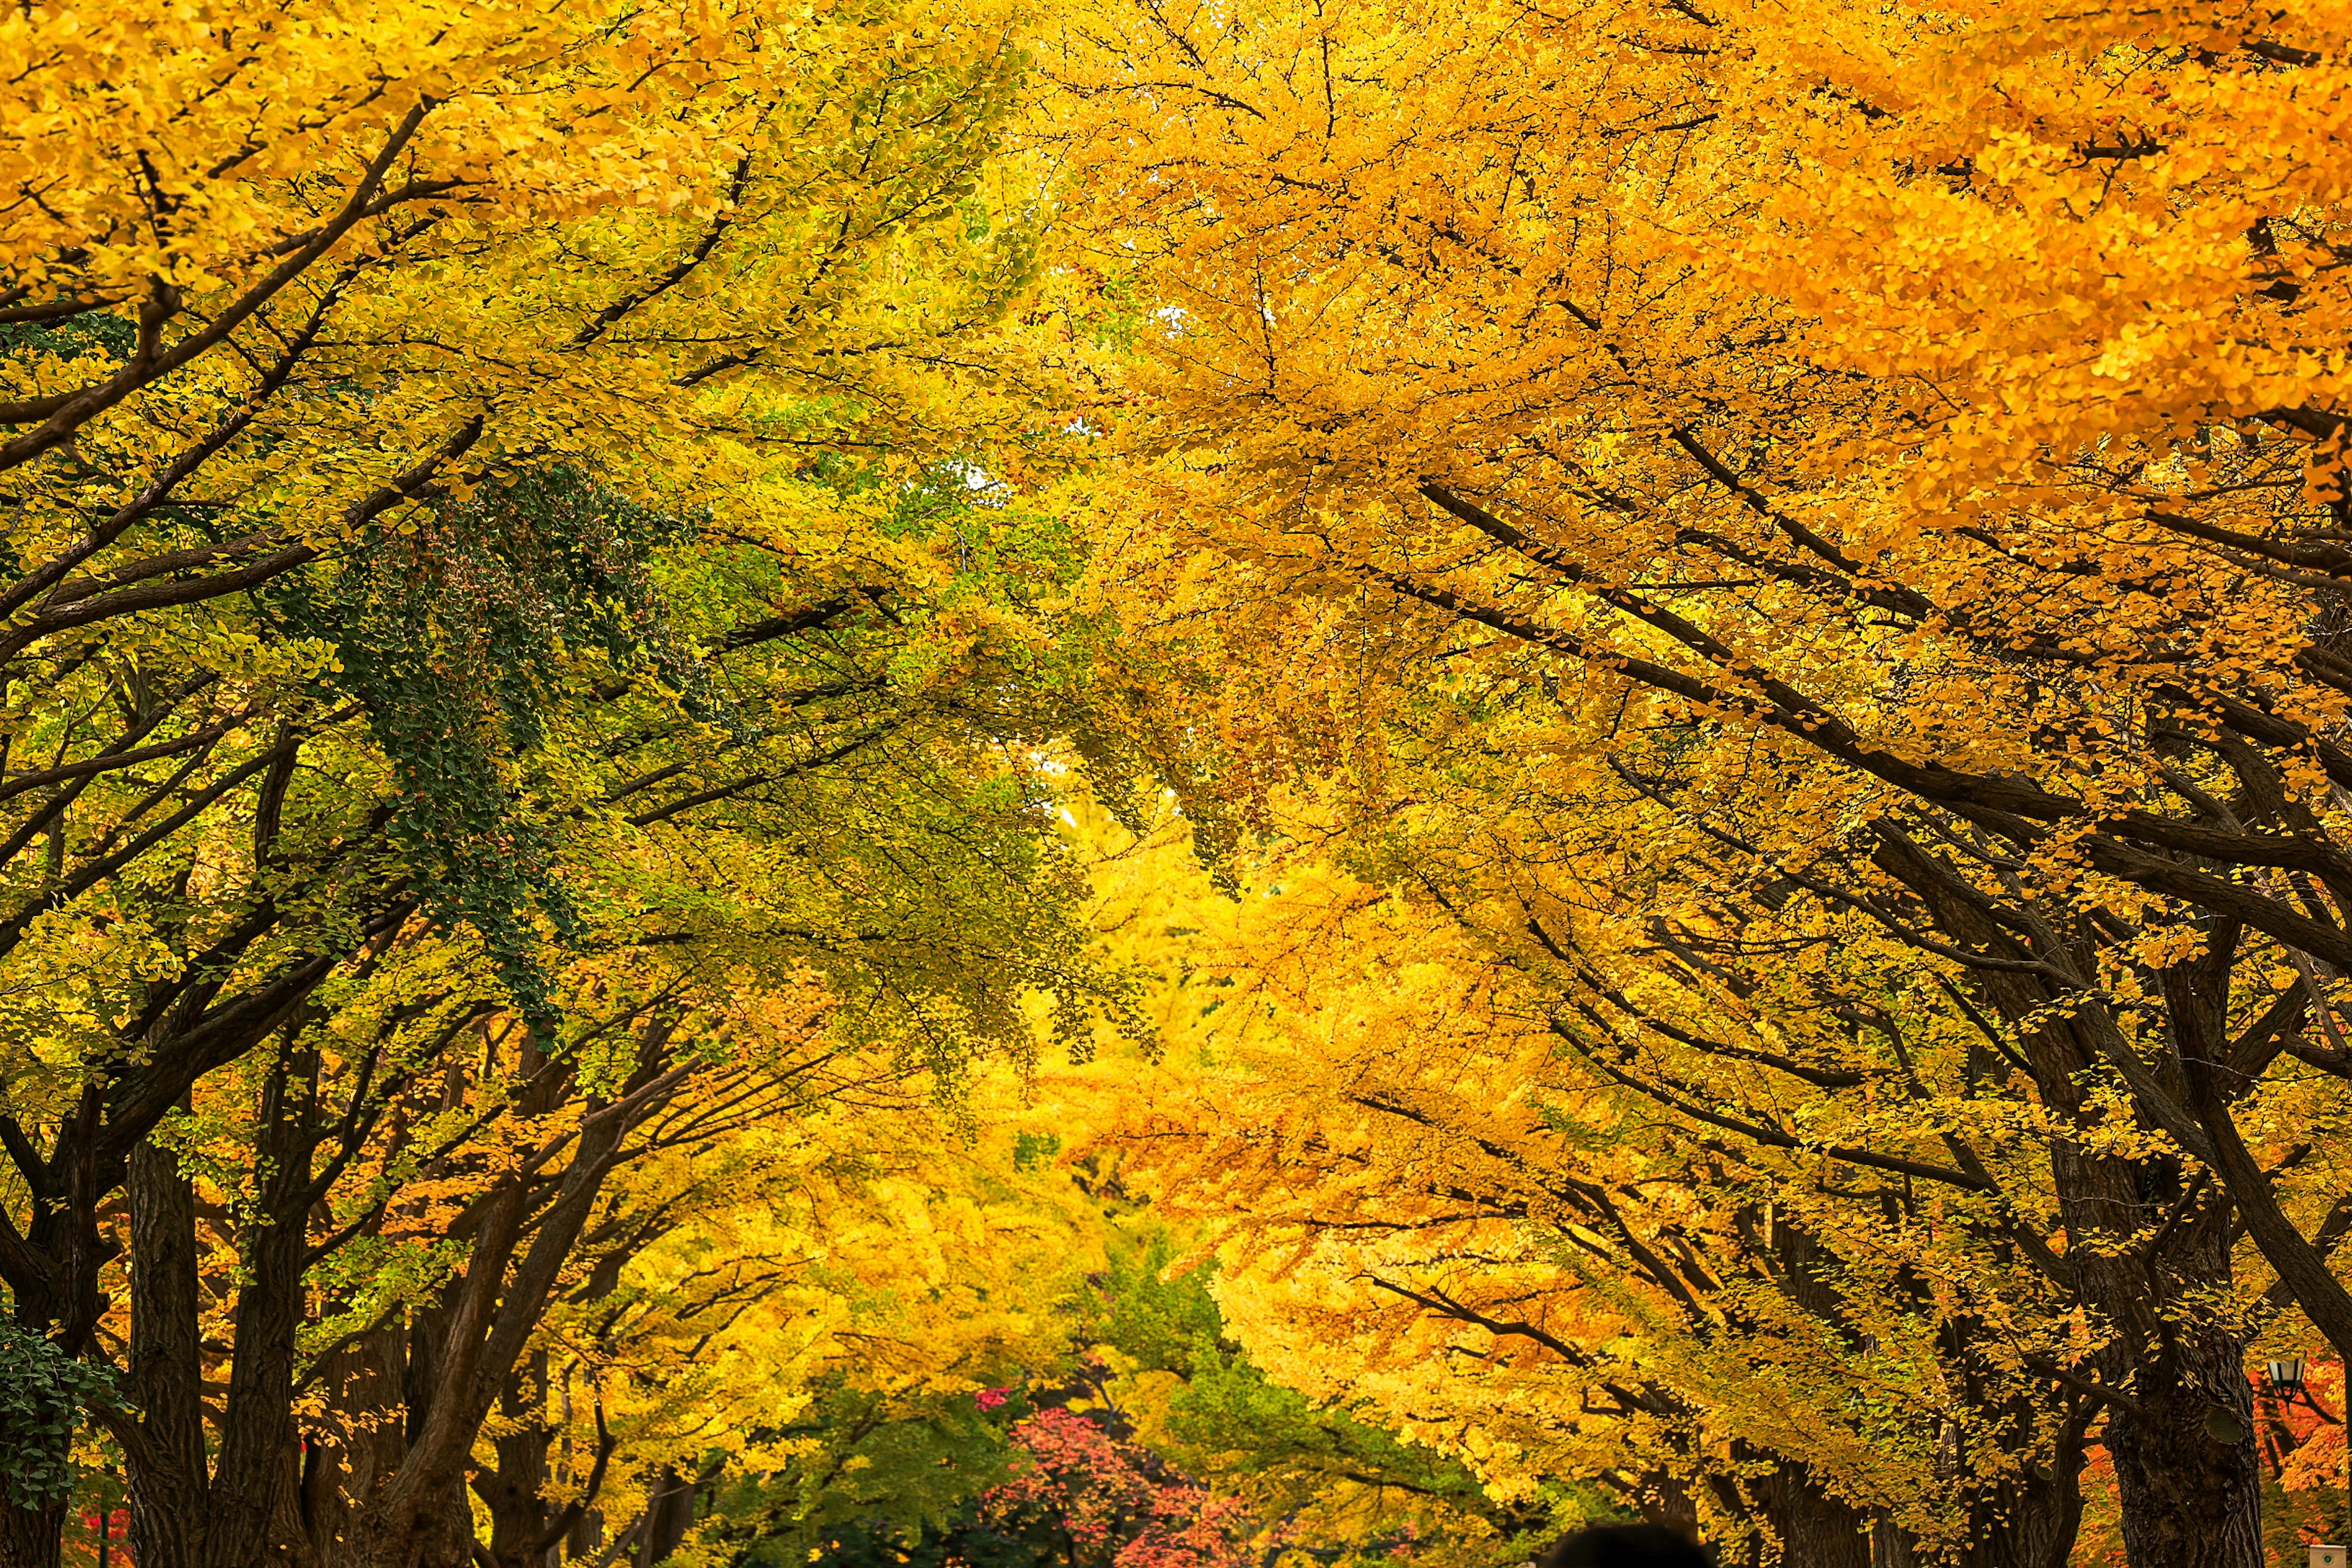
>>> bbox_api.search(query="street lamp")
[2271,1357,2346,1568]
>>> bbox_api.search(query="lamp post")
[2268,1357,2348,1566]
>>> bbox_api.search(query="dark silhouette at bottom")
[1536,1525,1713,1568]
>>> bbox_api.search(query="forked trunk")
[1877,843,2264,1568]
[341,1479,478,1568]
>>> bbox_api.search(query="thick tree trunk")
[1758,1461,1871,1568]
[1869,1436,2086,1568]
[644,1465,698,1564]
[2103,1322,2263,1568]
[203,1047,315,1566]
[1632,1467,1702,1534]
[2056,1155,2262,1568]
[480,1353,554,1568]
[341,1024,682,1568]
[0,1500,62,1568]
[2099,950,2263,1568]
[331,1303,470,1568]
[303,1322,413,1564]
[569,1509,606,1562]
[304,1314,431,1568]
[343,1482,477,1568]
[1866,835,2264,1568]
[1872,1515,1921,1568]
[126,1134,210,1568]
[1889,1336,2091,1568]
[1957,1435,2086,1568]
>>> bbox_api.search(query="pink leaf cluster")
[981,1408,1253,1568]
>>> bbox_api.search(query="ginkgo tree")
[1055,0,2352,1564]
[690,807,1527,1568]
[1100,819,2114,1566]
[451,1047,1123,1568]
[8,442,1135,1568]
[0,1,1151,1566]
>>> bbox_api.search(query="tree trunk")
[643,1466,697,1565]
[1869,1445,2086,1568]
[480,1353,553,1568]
[2103,1319,2263,1568]
[1893,1337,2090,1568]
[332,1302,471,1568]
[352,1020,680,1568]
[0,1499,62,1568]
[1872,839,2263,1568]
[1871,1515,1921,1568]
[2057,1150,2262,1568]
[1758,1461,1871,1568]
[568,1508,606,1564]
[342,1482,477,1568]
[1633,1467,1702,1534]
[202,1044,315,1567]
[1955,1430,2086,1568]
[303,1321,413,1565]
[126,1133,210,1568]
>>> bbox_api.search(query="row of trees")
[0,2,1153,1566]
[14,0,2352,1566]
[1054,0,2352,1566]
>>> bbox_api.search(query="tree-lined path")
[1,2,2350,1565]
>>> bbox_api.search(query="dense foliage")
[10,1,2352,1567]
[1046,0,2352,1564]
[0,2,1130,1566]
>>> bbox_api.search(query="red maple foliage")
[980,1409,1253,1568]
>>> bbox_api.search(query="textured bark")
[643,1465,698,1565]
[126,1133,209,1568]
[0,1499,63,1568]
[1875,831,2263,1568]
[567,1508,606,1564]
[1759,1221,2086,1568]
[1633,1468,1702,1534]
[341,1019,682,1568]
[1869,1409,2089,1568]
[1959,1424,2087,1568]
[118,1047,323,1568]
[1758,1461,1871,1568]
[4,1004,698,1568]
[301,1324,412,1564]
[2105,1332,2263,1568]
[202,1047,314,1567]
[0,892,396,1567]
[478,1353,554,1568]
